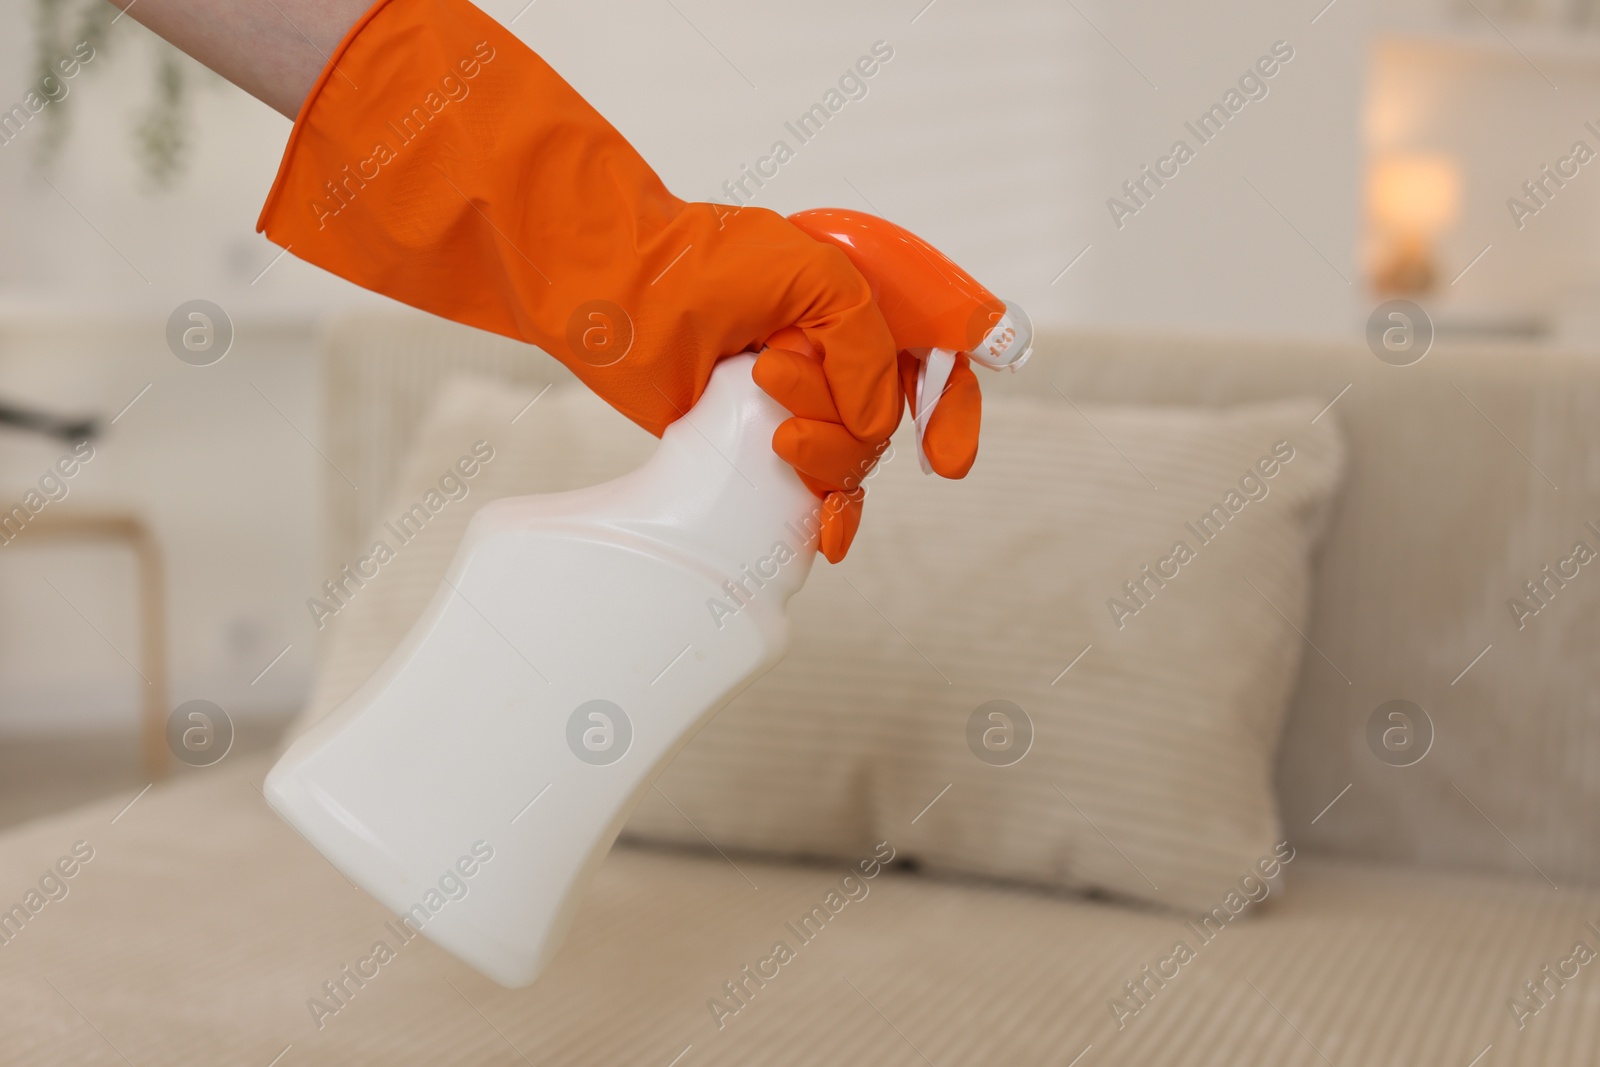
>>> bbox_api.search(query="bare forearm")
[104,0,372,118]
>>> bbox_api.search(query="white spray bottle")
[265,210,1032,987]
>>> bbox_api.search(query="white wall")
[1063,0,1367,335]
[509,0,1091,328]
[510,0,1366,335]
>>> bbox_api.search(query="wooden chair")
[13,512,169,780]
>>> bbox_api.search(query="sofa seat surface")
[0,756,1594,1066]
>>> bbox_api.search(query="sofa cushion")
[292,374,1345,912]
[625,391,1346,912]
[0,757,1592,1066]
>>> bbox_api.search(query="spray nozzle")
[966,299,1033,372]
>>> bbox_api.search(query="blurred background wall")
[0,0,1597,733]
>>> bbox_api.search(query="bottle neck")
[613,354,820,602]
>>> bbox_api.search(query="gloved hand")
[255,0,900,559]
[770,208,1005,483]
[753,327,884,561]
[750,326,979,561]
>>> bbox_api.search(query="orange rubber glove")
[753,327,883,561]
[255,0,900,561]
[774,209,1008,481]
[751,210,1008,559]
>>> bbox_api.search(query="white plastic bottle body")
[265,355,819,986]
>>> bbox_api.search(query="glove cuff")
[255,0,691,433]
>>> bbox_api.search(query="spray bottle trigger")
[913,347,958,476]
[913,298,1032,473]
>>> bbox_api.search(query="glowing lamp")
[1369,154,1462,294]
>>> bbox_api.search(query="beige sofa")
[1,319,1597,1066]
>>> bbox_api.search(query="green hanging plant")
[134,49,189,185]
[30,0,195,187]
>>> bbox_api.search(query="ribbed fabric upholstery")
[0,756,1595,1066]
[316,314,1600,890]
[292,373,1344,912]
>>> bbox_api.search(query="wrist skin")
[103,0,372,118]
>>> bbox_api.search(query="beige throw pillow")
[623,394,1345,912]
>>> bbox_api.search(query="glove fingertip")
[818,492,862,563]
[769,414,802,454]
[753,348,800,402]
[924,367,981,479]
[926,435,979,479]
[820,527,846,563]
